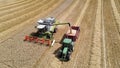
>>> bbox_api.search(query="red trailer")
[65,26,80,41]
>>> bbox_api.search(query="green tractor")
[58,38,74,61]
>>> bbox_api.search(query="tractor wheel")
[66,55,70,61]
[58,50,62,58]
[71,47,74,52]
[66,52,71,61]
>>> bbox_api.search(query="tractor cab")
[62,38,74,52]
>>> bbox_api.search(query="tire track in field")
[114,0,120,14]
[111,0,120,35]
[89,0,102,68]
[103,0,120,68]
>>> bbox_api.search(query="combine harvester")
[24,17,72,46]
[24,17,57,46]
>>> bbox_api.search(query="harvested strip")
[111,0,120,34]
[89,0,102,68]
[114,0,120,14]
[0,0,42,16]
[0,0,45,22]
[47,0,72,17]
[101,0,107,68]
[0,0,24,7]
[0,0,33,11]
[59,0,79,21]
[72,0,96,68]
[103,0,120,68]
[75,0,91,26]
[0,0,49,32]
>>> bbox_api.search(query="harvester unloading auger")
[24,17,74,46]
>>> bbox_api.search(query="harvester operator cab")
[36,19,47,33]
[37,25,47,33]
[36,17,56,32]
